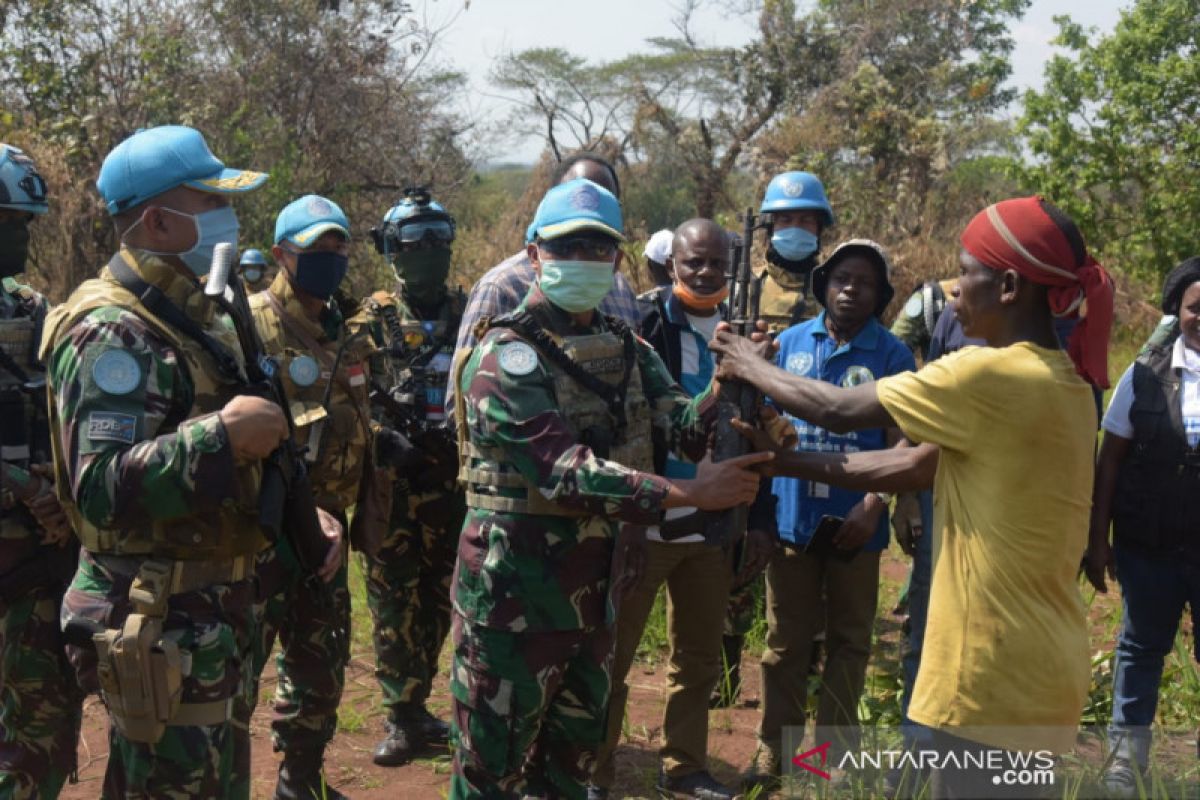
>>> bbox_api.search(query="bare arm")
[1084,432,1131,592]
[772,442,938,492]
[709,328,896,433]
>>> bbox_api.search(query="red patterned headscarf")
[961,196,1114,388]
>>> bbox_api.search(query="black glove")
[375,427,430,478]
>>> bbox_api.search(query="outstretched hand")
[709,323,775,385]
[671,450,773,511]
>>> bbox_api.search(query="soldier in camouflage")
[715,170,836,709]
[351,187,466,765]
[41,125,292,798]
[450,178,769,799]
[245,195,372,800]
[0,144,84,800]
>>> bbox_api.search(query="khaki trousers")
[758,546,881,755]
[592,539,733,786]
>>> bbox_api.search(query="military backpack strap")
[106,253,243,383]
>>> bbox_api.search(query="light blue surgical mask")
[538,259,615,313]
[771,227,819,263]
[126,205,240,276]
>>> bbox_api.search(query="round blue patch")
[92,349,142,396]
[498,342,539,376]
[288,355,321,387]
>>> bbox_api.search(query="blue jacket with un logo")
[772,312,916,550]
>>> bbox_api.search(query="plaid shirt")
[445,250,640,418]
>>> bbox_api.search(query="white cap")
[644,228,674,265]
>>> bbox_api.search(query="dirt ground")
[57,647,768,799]
[51,553,944,799]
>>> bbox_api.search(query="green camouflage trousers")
[0,586,83,800]
[247,538,350,755]
[360,488,463,710]
[62,550,255,800]
[449,616,614,800]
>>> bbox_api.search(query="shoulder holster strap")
[106,254,242,382]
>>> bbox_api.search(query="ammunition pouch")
[91,557,247,743]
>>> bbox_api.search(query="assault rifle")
[704,209,766,546]
[204,243,330,574]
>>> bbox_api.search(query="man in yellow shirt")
[711,196,1114,797]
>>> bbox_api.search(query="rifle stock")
[703,209,764,546]
[204,244,330,575]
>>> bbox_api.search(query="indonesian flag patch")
[346,364,366,387]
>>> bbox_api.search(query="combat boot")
[373,704,432,766]
[709,634,743,709]
[274,752,348,800]
[413,703,451,744]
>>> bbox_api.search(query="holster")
[349,462,393,558]
[91,559,236,744]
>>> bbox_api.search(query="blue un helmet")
[370,187,456,259]
[240,248,268,266]
[0,145,49,216]
[760,171,834,226]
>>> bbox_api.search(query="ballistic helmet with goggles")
[811,238,895,318]
[371,187,455,257]
[0,145,49,216]
[760,171,834,227]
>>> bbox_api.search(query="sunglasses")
[537,234,619,261]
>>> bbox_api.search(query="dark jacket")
[637,286,777,537]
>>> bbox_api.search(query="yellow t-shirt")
[876,343,1095,754]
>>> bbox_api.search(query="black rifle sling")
[107,254,243,383]
[488,311,636,430]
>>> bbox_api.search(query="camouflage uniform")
[42,248,265,800]
[450,289,714,798]
[245,271,373,757]
[348,287,466,715]
[889,279,956,363]
[0,278,84,800]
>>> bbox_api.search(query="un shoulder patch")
[289,355,321,387]
[92,349,142,396]
[86,411,137,445]
[498,342,538,376]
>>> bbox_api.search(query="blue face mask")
[127,205,241,276]
[292,250,349,301]
[771,227,819,263]
[242,266,263,284]
[538,259,615,313]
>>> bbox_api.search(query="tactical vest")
[0,305,49,543]
[367,289,463,425]
[250,288,371,513]
[759,263,815,335]
[1111,343,1200,559]
[40,260,264,559]
[459,321,654,516]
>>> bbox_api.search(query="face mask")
[292,250,349,301]
[0,218,31,278]
[242,266,263,284]
[395,248,451,305]
[126,206,240,276]
[771,227,819,263]
[673,280,729,310]
[539,259,615,313]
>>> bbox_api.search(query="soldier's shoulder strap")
[487,311,636,427]
[105,254,242,382]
